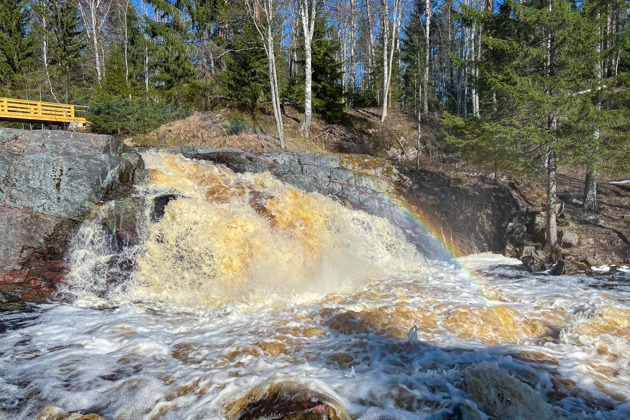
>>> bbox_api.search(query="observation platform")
[0,97,88,125]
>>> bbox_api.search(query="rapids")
[1,153,630,419]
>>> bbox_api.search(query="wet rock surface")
[0,290,30,312]
[223,380,350,420]
[464,362,559,420]
[147,146,525,260]
[36,406,106,420]
[0,128,143,303]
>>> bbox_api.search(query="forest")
[1,0,630,250]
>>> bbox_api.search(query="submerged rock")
[223,380,350,420]
[551,259,580,276]
[36,406,106,420]
[464,362,559,420]
[434,399,485,420]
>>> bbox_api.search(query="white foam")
[2,256,630,418]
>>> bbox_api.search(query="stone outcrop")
[0,128,142,303]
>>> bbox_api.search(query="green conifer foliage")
[285,11,344,124]
[0,0,38,95]
[221,20,268,112]
[37,0,86,102]
[144,0,197,104]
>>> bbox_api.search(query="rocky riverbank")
[0,128,142,307]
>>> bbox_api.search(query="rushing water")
[1,153,630,419]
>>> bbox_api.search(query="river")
[1,153,629,419]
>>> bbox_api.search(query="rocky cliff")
[0,128,142,303]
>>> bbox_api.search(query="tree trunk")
[381,0,402,122]
[299,0,316,137]
[416,49,422,170]
[471,23,477,117]
[349,0,357,103]
[583,163,598,212]
[91,6,102,83]
[423,0,431,114]
[545,0,557,251]
[447,0,453,102]
[381,0,389,121]
[42,11,50,86]
[265,0,285,148]
[546,142,558,249]
[123,0,130,97]
[583,10,603,212]
[302,39,313,136]
[366,0,375,91]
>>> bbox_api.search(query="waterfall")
[63,152,422,306]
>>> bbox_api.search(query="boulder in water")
[464,362,559,420]
[36,406,106,420]
[223,380,350,420]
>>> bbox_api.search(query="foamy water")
[1,154,630,419]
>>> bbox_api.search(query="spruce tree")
[37,0,86,102]
[311,12,344,123]
[0,0,38,96]
[221,19,268,112]
[144,0,197,104]
[285,11,344,124]
[445,0,601,252]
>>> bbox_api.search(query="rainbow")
[385,192,497,301]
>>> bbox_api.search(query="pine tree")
[0,0,39,96]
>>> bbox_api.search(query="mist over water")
[1,153,630,419]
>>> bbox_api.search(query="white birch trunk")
[366,0,376,90]
[247,0,285,148]
[299,0,317,137]
[349,0,357,100]
[381,0,389,121]
[545,0,558,250]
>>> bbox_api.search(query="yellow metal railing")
[0,97,88,124]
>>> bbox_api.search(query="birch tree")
[381,0,403,122]
[246,0,285,149]
[298,0,318,137]
[365,0,376,90]
[79,0,113,84]
[423,0,430,113]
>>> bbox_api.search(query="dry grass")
[129,107,446,159]
[132,110,330,154]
